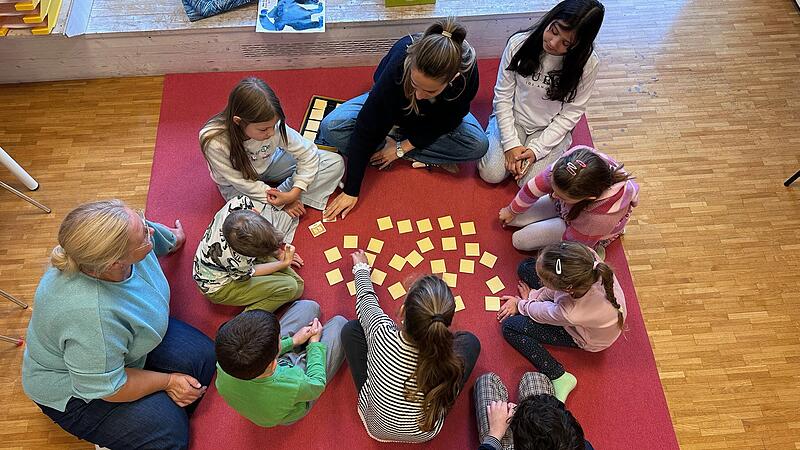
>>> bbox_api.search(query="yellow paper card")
[324,247,342,263]
[442,272,457,288]
[417,237,434,253]
[405,250,424,267]
[303,130,317,141]
[343,235,358,249]
[377,216,393,231]
[465,242,480,257]
[313,98,327,109]
[305,120,320,132]
[397,219,413,234]
[430,259,447,273]
[366,252,377,266]
[309,109,324,120]
[441,237,457,251]
[459,259,475,274]
[326,268,344,286]
[416,218,433,233]
[371,269,387,286]
[460,221,476,236]
[367,238,384,254]
[454,295,465,312]
[389,254,406,271]
[479,251,498,268]
[388,282,406,300]
[486,276,505,294]
[347,280,356,296]
[438,215,454,230]
[485,296,501,311]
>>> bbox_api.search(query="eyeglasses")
[133,209,152,252]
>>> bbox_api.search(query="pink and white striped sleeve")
[509,167,554,214]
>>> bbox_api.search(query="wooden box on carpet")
[299,95,345,152]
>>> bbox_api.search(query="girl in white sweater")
[200,77,344,217]
[478,0,605,186]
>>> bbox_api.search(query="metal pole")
[0,180,51,213]
[0,289,29,309]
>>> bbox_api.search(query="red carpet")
[147,61,678,449]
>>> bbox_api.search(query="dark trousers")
[37,318,216,450]
[502,316,579,380]
[340,319,481,393]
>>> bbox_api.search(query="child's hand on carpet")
[487,400,516,441]
[497,296,520,322]
[498,207,516,227]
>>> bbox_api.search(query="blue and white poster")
[257,0,325,33]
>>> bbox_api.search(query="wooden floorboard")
[1,0,799,448]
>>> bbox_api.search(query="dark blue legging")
[502,315,579,380]
[37,318,216,450]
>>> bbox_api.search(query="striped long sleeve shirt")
[352,266,444,443]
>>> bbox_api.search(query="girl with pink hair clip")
[498,145,639,256]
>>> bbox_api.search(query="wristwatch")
[395,140,405,158]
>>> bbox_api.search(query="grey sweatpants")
[277,300,346,382]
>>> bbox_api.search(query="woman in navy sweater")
[320,18,488,220]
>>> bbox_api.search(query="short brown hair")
[215,310,280,380]
[222,209,283,258]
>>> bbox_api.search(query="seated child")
[497,241,627,403]
[193,195,304,312]
[214,300,346,427]
[473,372,593,450]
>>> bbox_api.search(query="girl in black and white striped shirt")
[341,250,481,443]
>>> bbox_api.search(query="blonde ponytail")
[51,200,132,274]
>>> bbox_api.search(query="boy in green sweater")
[214,300,346,427]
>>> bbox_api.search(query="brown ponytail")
[402,275,464,432]
[594,262,624,329]
[402,18,476,115]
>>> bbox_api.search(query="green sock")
[552,371,577,403]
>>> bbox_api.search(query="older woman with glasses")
[21,200,216,450]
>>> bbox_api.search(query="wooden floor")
[1,0,799,448]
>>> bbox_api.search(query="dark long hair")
[402,275,464,431]
[552,147,633,221]
[200,77,288,180]
[507,0,604,102]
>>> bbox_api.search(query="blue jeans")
[36,318,216,450]
[319,92,489,164]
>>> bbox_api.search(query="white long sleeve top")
[493,31,600,160]
[200,121,320,203]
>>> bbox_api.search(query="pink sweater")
[509,146,639,248]
[517,274,627,352]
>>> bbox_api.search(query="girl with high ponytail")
[341,251,480,442]
[496,241,626,403]
[320,18,489,221]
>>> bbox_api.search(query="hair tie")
[555,258,562,275]
[441,31,452,38]
[431,314,446,324]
